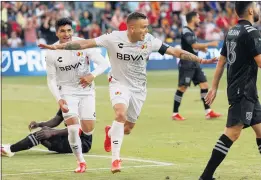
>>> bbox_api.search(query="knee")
[68,124,80,135]
[178,86,187,93]
[124,123,135,135]
[226,131,241,142]
[124,127,132,135]
[115,111,126,122]
[82,128,95,136]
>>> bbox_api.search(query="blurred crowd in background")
[2,1,261,48]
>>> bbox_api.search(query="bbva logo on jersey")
[116,53,144,61]
[59,62,82,71]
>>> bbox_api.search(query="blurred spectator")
[205,12,224,41]
[80,11,91,38]
[2,34,9,48]
[111,6,123,29]
[89,22,101,38]
[24,16,38,46]
[40,15,58,44]
[119,14,127,31]
[3,1,242,48]
[7,31,22,48]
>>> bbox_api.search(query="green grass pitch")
[2,69,261,180]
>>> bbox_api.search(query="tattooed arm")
[39,39,97,50]
[165,46,217,64]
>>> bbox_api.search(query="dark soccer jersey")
[220,20,261,104]
[180,26,199,68]
[56,109,92,146]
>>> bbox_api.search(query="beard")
[254,12,259,22]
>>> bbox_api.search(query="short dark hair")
[127,12,147,23]
[55,18,72,31]
[186,11,198,23]
[235,2,253,17]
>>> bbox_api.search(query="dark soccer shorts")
[178,67,207,87]
[227,97,261,128]
[41,135,91,153]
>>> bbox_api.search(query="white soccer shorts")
[61,93,96,121]
[109,80,146,123]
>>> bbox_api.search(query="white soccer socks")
[110,120,124,162]
[68,124,85,163]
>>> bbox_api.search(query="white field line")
[2,164,170,176]
[2,148,174,176]
[3,84,225,92]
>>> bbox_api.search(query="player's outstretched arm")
[38,39,97,50]
[205,55,226,105]
[29,115,63,131]
[165,46,218,64]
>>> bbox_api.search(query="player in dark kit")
[172,11,221,121]
[1,109,92,157]
[200,2,261,180]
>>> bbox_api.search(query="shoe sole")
[111,169,121,174]
[206,115,222,120]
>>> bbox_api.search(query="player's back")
[221,20,260,104]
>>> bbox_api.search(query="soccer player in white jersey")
[45,18,109,173]
[39,12,217,174]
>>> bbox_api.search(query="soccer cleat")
[111,159,122,174]
[104,125,111,152]
[1,144,14,157]
[206,110,222,119]
[172,113,186,121]
[74,162,87,173]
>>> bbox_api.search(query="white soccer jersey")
[95,31,168,92]
[46,37,109,101]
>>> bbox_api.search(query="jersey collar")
[238,19,252,26]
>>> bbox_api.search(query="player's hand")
[201,48,208,53]
[200,57,218,64]
[208,41,219,47]
[205,89,217,105]
[58,99,69,113]
[28,121,39,131]
[79,74,95,88]
[38,43,57,50]
[35,128,55,140]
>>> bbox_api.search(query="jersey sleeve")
[45,51,61,102]
[85,50,110,77]
[246,30,261,58]
[149,34,169,55]
[94,33,113,48]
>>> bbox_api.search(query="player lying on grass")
[38,12,218,174]
[1,109,92,157]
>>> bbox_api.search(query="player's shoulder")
[182,26,193,35]
[243,25,260,38]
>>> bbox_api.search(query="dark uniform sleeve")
[220,36,227,57]
[246,30,261,58]
[183,32,197,46]
[56,109,63,119]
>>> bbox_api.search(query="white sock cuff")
[112,120,124,127]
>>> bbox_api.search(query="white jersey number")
[226,41,237,65]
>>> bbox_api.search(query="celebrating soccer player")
[39,12,217,174]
